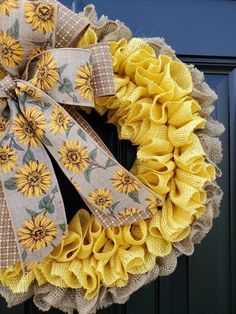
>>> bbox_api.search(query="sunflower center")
[27,88,36,97]
[27,171,42,185]
[0,152,9,163]
[1,45,12,58]
[36,4,53,21]
[67,150,81,163]
[25,117,38,134]
[0,122,6,131]
[122,175,133,185]
[38,66,49,79]
[57,114,65,126]
[22,123,34,136]
[31,227,46,240]
[96,196,106,205]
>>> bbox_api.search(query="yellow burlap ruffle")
[95,35,215,242]
[0,209,170,300]
[0,28,216,300]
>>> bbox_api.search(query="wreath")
[0,1,224,313]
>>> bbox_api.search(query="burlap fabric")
[0,4,224,313]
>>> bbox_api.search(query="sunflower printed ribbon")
[0,73,159,269]
[0,0,161,270]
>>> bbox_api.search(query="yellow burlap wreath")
[0,25,220,304]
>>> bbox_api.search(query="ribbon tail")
[0,96,68,269]
[0,180,19,268]
[21,87,159,228]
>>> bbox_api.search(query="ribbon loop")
[0,88,68,267]
[24,44,115,106]
[25,48,94,107]
[55,3,90,48]
[0,0,58,78]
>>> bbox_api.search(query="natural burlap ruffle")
[0,4,224,313]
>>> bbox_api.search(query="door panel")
[188,74,230,314]
[71,0,236,57]
[2,0,236,313]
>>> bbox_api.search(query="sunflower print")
[16,83,41,100]
[0,31,24,68]
[58,139,89,174]
[49,106,71,135]
[15,160,51,198]
[13,107,45,147]
[88,188,113,210]
[111,169,141,193]
[0,69,6,80]
[17,213,57,252]
[118,207,140,218]
[0,115,9,136]
[75,64,94,102]
[0,98,5,108]
[145,195,161,211]
[24,2,55,34]
[31,52,58,91]
[0,146,17,173]
[25,262,37,272]
[28,46,46,60]
[0,0,18,17]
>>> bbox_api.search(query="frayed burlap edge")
[78,4,132,43]
[0,5,224,314]
[0,284,34,308]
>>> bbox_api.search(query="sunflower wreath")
[0,1,224,314]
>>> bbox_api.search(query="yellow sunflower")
[15,160,51,198]
[0,115,9,136]
[0,98,5,108]
[25,262,37,272]
[24,2,55,34]
[75,64,94,102]
[16,83,41,100]
[13,107,45,147]
[111,169,141,193]
[31,52,58,91]
[0,31,24,68]
[58,139,89,174]
[28,46,46,60]
[0,146,17,173]
[88,188,113,210]
[17,213,57,252]
[118,207,140,218]
[0,0,18,16]
[49,106,71,134]
[145,195,162,211]
[0,69,6,80]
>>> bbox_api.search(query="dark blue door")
[1,1,236,313]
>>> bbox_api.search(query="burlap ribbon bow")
[0,0,160,270]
